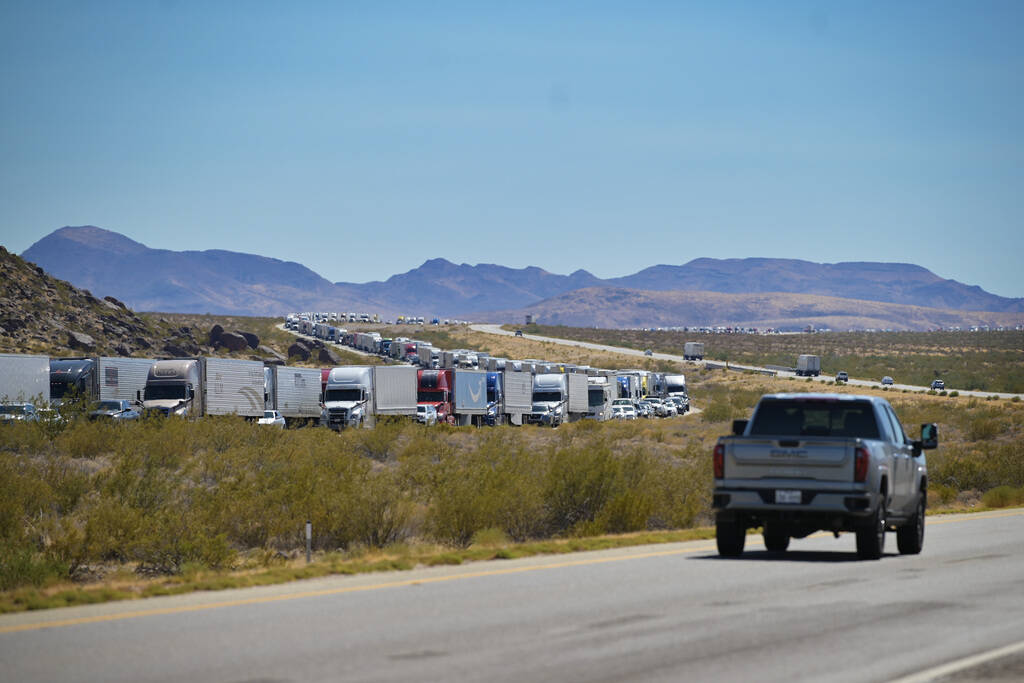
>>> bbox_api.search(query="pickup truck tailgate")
[727,438,854,482]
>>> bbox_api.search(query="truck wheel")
[763,522,790,553]
[856,504,886,560]
[716,518,746,557]
[897,494,925,555]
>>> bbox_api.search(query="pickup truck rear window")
[748,400,880,439]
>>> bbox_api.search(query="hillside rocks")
[208,324,224,345]
[288,341,311,361]
[0,246,157,356]
[238,331,259,349]
[217,331,249,352]
[67,331,96,351]
[318,346,342,365]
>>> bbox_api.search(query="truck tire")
[856,504,886,560]
[897,494,926,555]
[763,522,790,553]
[716,518,746,557]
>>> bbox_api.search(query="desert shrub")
[53,420,119,459]
[966,417,1006,441]
[980,486,1024,509]
[0,547,67,591]
[426,452,500,548]
[929,483,958,507]
[543,443,623,536]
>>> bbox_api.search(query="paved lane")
[3,510,1023,682]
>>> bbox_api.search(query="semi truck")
[142,357,265,418]
[321,366,374,429]
[0,353,51,404]
[320,365,419,430]
[527,373,588,426]
[586,376,614,421]
[795,354,821,377]
[50,357,155,405]
[684,342,705,360]
[663,374,688,398]
[417,369,454,424]
[614,372,642,402]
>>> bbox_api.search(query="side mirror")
[920,423,938,450]
[732,419,748,436]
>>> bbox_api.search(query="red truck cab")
[417,369,454,424]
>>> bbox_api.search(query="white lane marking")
[889,638,1024,683]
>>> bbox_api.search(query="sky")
[1,1,1022,297]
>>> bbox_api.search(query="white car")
[258,410,286,428]
[644,396,672,417]
[612,404,637,420]
[417,404,438,425]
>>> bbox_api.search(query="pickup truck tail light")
[713,444,725,478]
[854,446,869,482]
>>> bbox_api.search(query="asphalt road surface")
[3,510,1024,682]
[472,324,1023,400]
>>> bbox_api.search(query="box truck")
[684,342,705,361]
[795,354,821,377]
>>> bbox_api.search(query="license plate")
[775,489,801,504]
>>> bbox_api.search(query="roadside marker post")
[306,520,312,564]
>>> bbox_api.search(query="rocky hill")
[0,246,324,363]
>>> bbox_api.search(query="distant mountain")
[21,226,381,316]
[17,226,1024,330]
[607,258,1024,313]
[487,287,1024,331]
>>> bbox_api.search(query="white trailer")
[373,366,418,417]
[454,369,488,426]
[204,358,266,417]
[272,365,323,425]
[684,342,705,361]
[502,369,532,425]
[0,353,50,404]
[567,372,589,417]
[97,357,156,402]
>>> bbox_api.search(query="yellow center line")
[3,508,1022,635]
[0,544,717,635]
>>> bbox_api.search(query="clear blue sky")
[2,1,1022,297]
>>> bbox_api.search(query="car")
[89,399,142,421]
[930,379,945,391]
[836,371,849,383]
[666,395,690,414]
[644,349,653,356]
[257,410,286,427]
[514,329,524,337]
[643,396,669,417]
[611,404,637,420]
[0,402,39,423]
[881,376,895,386]
[636,400,654,418]
[417,404,438,425]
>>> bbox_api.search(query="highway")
[2,510,1023,682]
[472,324,1024,400]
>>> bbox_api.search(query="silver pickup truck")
[712,393,937,560]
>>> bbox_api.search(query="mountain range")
[17,226,1024,330]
